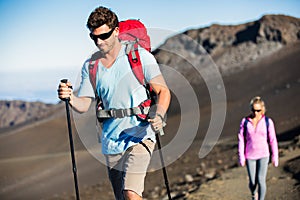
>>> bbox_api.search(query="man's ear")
[114,27,119,37]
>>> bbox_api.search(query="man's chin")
[98,48,108,54]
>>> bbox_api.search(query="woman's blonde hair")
[249,96,266,114]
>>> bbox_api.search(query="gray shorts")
[105,139,155,199]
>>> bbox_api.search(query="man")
[58,6,170,200]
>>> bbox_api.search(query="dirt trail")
[188,148,300,200]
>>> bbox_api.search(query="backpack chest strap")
[96,106,150,119]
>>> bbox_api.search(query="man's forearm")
[156,87,171,117]
[69,94,92,113]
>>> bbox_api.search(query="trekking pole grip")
[148,111,166,136]
[60,79,73,101]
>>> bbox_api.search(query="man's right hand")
[58,81,73,101]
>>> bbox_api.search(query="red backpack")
[88,19,155,121]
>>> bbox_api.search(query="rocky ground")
[188,142,300,200]
[180,136,300,200]
[189,157,300,200]
[53,132,300,200]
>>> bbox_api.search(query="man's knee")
[123,190,142,200]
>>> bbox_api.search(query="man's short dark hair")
[87,6,119,31]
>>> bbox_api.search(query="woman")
[238,96,279,200]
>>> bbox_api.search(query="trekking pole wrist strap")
[155,113,167,128]
[156,113,165,121]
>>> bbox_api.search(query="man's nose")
[96,38,105,45]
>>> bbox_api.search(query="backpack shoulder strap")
[88,51,101,98]
[243,118,249,153]
[88,59,99,93]
[265,116,269,134]
[265,116,270,143]
[126,42,146,86]
[125,43,156,120]
[243,118,249,139]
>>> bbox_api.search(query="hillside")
[153,14,300,83]
[0,100,57,132]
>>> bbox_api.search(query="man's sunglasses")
[90,27,115,41]
[252,108,262,113]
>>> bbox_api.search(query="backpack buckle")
[110,109,125,118]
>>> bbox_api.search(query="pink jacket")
[238,115,279,167]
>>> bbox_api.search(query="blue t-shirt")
[78,45,161,154]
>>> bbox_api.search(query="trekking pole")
[155,129,172,200]
[61,79,80,200]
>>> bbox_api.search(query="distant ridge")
[154,14,300,80]
[185,14,300,53]
[0,100,59,131]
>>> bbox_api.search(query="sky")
[0,0,299,104]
